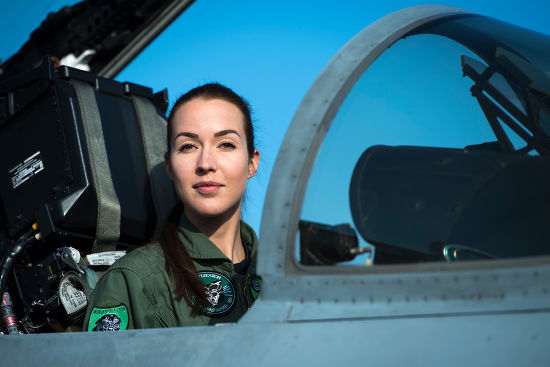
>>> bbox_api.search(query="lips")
[192,181,223,195]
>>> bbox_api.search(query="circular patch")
[197,271,235,316]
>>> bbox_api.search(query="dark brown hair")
[160,83,255,314]
[166,83,255,158]
[160,203,208,313]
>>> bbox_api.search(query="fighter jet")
[1,2,549,366]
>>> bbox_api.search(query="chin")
[195,209,226,218]
[186,201,242,220]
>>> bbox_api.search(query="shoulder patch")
[88,305,129,331]
[249,276,262,300]
[195,271,236,316]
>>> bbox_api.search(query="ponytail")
[159,204,208,315]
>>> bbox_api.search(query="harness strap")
[131,95,174,239]
[71,80,120,252]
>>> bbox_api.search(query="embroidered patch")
[88,305,129,331]
[249,276,262,300]
[58,273,88,316]
[197,271,235,316]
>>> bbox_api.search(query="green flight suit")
[83,215,261,330]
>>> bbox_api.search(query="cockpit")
[1,4,550,347]
[282,13,550,267]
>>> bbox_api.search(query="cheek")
[227,155,251,181]
[170,158,193,185]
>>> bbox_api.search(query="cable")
[0,229,37,300]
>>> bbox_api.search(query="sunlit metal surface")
[5,311,550,366]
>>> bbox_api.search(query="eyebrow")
[174,132,198,139]
[173,129,240,141]
[214,129,240,137]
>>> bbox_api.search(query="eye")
[178,143,196,152]
[219,141,236,150]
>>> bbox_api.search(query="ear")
[248,149,260,179]
[165,152,174,181]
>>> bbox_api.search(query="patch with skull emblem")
[88,304,129,331]
[196,272,235,316]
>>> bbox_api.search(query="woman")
[83,83,261,330]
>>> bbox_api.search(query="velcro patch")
[88,305,129,331]
[249,276,262,300]
[196,272,235,316]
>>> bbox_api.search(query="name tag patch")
[88,305,129,331]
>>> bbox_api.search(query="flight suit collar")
[176,214,258,262]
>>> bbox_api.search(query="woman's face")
[166,98,259,221]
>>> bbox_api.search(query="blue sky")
[1,0,549,235]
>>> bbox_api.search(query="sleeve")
[82,268,155,331]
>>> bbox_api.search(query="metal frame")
[247,3,550,329]
[259,5,474,276]
[98,0,196,78]
[463,56,550,155]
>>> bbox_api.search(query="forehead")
[172,98,245,134]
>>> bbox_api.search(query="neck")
[184,203,245,264]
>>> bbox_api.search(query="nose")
[196,146,216,174]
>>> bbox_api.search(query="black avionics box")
[0,58,175,252]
